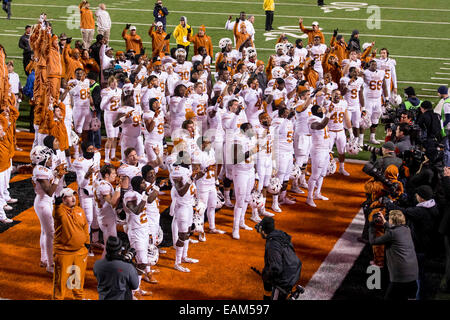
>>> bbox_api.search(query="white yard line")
[300,208,366,300]
[440,68,450,70]
[431,77,450,81]
[417,94,440,98]
[421,88,439,92]
[10,3,450,25]
[177,0,450,12]
[398,81,449,86]
[436,72,450,75]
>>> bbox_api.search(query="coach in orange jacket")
[299,18,325,45]
[52,188,90,300]
[190,25,213,58]
[79,1,96,49]
[122,24,143,55]
[63,43,84,81]
[46,32,63,103]
[148,21,170,58]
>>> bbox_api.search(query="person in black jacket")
[386,185,440,299]
[369,210,418,300]
[258,217,302,300]
[89,34,104,68]
[347,29,360,52]
[439,167,450,293]
[417,101,443,163]
[18,25,32,76]
[87,72,102,148]
[153,0,169,31]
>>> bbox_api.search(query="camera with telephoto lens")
[362,162,400,197]
[121,247,136,263]
[362,144,383,156]
[254,221,263,234]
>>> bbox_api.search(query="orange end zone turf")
[0,163,366,300]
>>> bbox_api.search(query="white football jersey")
[143,110,165,144]
[144,181,160,215]
[70,79,90,109]
[123,190,149,230]
[151,70,169,94]
[117,162,143,181]
[100,87,122,112]
[294,100,312,135]
[272,117,294,152]
[364,69,386,99]
[340,76,364,111]
[142,85,166,113]
[374,58,397,89]
[170,164,196,205]
[324,99,348,131]
[173,61,193,82]
[191,93,209,121]
[342,58,362,71]
[241,87,264,125]
[193,149,216,188]
[254,124,274,158]
[94,180,116,219]
[308,115,330,150]
[72,152,101,196]
[118,106,142,137]
[309,44,327,72]
[294,47,308,65]
[32,165,54,201]
[233,133,255,170]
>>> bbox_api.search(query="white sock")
[111,147,116,160]
[224,190,231,202]
[241,202,249,225]
[272,195,279,207]
[316,176,324,195]
[349,130,355,140]
[233,206,241,231]
[171,218,178,246]
[175,245,183,265]
[307,178,316,199]
[370,133,375,141]
[182,239,189,258]
[206,207,215,230]
[340,162,345,170]
[105,147,110,162]
[280,190,287,201]
[74,144,80,159]
[359,134,364,144]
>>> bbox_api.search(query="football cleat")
[7,198,18,204]
[280,197,296,205]
[189,238,199,244]
[261,210,275,217]
[182,257,199,264]
[174,264,191,273]
[271,203,282,213]
[250,214,262,223]
[314,194,329,201]
[306,198,317,208]
[232,229,240,240]
[3,205,13,211]
[199,233,206,242]
[339,167,350,176]
[240,223,253,231]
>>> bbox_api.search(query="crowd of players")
[0,4,412,299]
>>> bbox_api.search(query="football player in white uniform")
[94,164,122,257]
[143,98,165,167]
[363,60,388,144]
[191,82,209,134]
[308,35,327,80]
[193,136,226,237]
[31,145,65,273]
[292,89,315,193]
[113,86,145,161]
[272,107,296,212]
[324,89,352,176]
[340,67,365,145]
[306,105,331,207]
[342,50,362,75]
[124,176,159,291]
[169,83,194,136]
[231,123,258,240]
[241,76,264,126]
[173,48,193,83]
[141,75,166,113]
[374,48,397,101]
[72,141,102,248]
[100,76,122,163]
[253,112,276,220]
[170,150,202,272]
[70,68,92,145]
[221,98,248,207]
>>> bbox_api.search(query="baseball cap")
[25,25,31,29]
[106,236,123,254]
[404,86,416,96]
[438,85,448,95]
[156,21,163,27]
[382,141,395,151]
[312,21,319,26]
[59,33,67,40]
[60,188,77,198]
[130,26,136,31]
[259,217,275,234]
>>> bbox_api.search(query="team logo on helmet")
[147,244,159,266]
[327,153,337,176]
[346,138,360,155]
[267,176,282,194]
[219,38,232,49]
[290,163,302,180]
[250,190,265,209]
[175,48,187,57]
[271,66,285,79]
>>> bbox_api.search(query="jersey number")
[369,80,383,91]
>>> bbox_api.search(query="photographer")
[369,210,419,300]
[385,185,440,299]
[153,0,169,32]
[394,123,413,154]
[93,236,140,300]
[257,217,302,300]
[372,141,403,173]
[439,167,450,293]
[416,100,443,163]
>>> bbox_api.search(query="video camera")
[362,162,400,197]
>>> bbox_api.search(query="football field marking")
[431,77,450,81]
[300,208,366,300]
[11,3,450,25]
[177,0,450,12]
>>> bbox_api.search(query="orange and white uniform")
[100,87,122,138]
[70,78,92,134]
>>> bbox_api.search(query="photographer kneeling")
[93,236,139,300]
[256,217,302,300]
[369,210,418,300]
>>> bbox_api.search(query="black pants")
[318,0,325,6]
[2,1,11,19]
[384,281,417,300]
[177,44,189,60]
[23,53,32,76]
[265,11,274,31]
